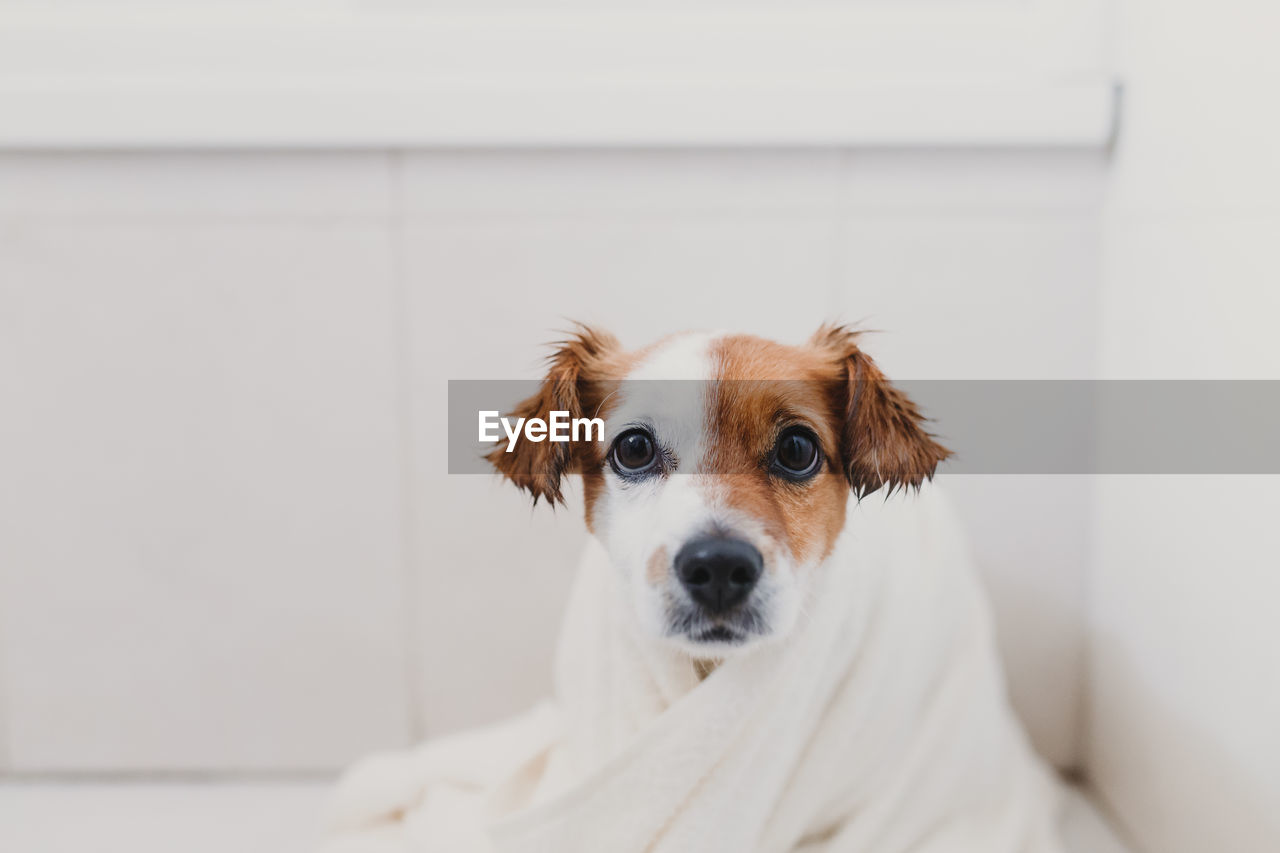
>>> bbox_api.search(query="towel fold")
[322,485,1063,853]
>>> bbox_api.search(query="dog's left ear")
[811,324,951,499]
[486,325,619,506]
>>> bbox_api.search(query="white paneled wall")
[0,149,1104,774]
[0,155,413,771]
[1086,2,1280,851]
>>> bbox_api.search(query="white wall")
[0,149,1103,774]
[1085,2,1280,851]
[0,155,413,771]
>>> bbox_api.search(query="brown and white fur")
[489,323,951,661]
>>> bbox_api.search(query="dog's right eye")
[610,428,659,475]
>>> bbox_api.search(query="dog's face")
[489,325,948,658]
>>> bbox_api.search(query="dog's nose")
[674,536,763,614]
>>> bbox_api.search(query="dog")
[487,323,950,661]
[323,323,1063,853]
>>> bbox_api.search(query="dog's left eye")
[772,427,821,479]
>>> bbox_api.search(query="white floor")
[0,780,327,853]
[0,779,1130,852]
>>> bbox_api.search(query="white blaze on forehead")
[605,331,718,453]
[599,332,724,553]
[627,331,720,381]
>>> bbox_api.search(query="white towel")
[321,485,1064,853]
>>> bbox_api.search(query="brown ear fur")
[486,325,619,506]
[811,324,951,499]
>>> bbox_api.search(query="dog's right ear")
[486,325,620,506]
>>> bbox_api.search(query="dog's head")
[488,325,949,658]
